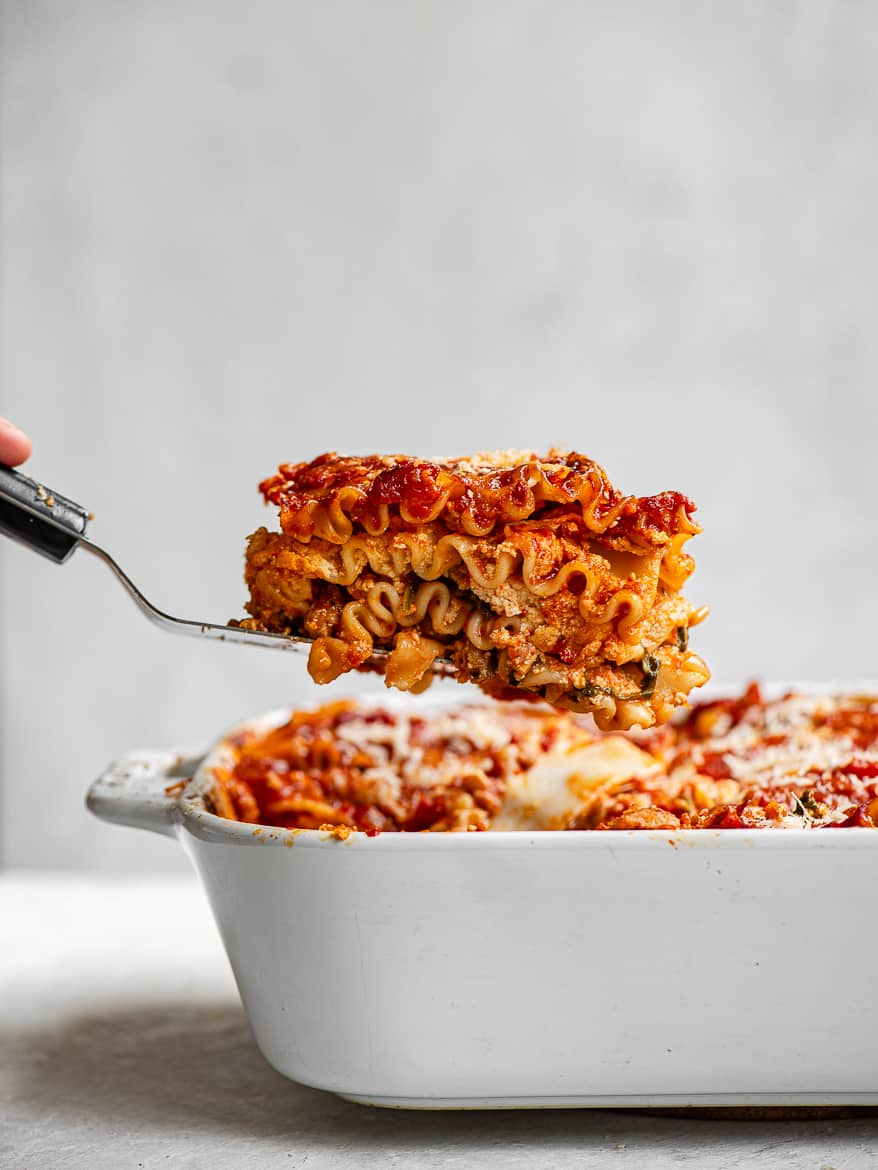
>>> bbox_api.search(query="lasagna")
[240,450,710,730]
[207,687,878,834]
[208,700,604,834]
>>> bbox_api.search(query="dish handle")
[87,748,203,838]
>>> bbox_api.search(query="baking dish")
[87,686,878,1109]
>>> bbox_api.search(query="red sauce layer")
[259,451,697,543]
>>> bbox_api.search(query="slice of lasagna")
[240,449,710,730]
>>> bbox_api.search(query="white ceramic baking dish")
[87,687,878,1109]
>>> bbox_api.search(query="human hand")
[0,418,32,466]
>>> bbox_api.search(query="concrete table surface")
[1,873,876,1170]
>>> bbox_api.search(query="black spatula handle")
[0,464,90,563]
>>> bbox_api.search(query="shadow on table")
[8,1000,878,1158]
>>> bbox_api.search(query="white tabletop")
[1,873,876,1170]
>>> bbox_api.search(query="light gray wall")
[3,1,877,869]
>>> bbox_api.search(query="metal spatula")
[0,463,437,668]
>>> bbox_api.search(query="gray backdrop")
[3,1,877,870]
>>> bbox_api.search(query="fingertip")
[0,418,32,466]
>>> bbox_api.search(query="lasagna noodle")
[242,450,710,729]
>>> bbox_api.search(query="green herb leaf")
[640,651,660,697]
[567,650,661,705]
[791,790,819,821]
